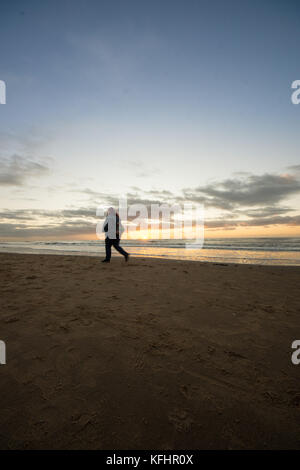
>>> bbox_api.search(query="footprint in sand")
[168,409,193,433]
[3,316,19,323]
[179,384,192,399]
[224,349,247,360]
[134,353,145,370]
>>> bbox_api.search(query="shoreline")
[0,253,299,449]
[0,248,300,267]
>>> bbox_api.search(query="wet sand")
[0,252,299,449]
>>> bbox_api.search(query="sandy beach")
[0,252,299,449]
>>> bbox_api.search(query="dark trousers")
[105,237,128,261]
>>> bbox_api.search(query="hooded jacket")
[102,213,124,239]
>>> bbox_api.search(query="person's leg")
[104,237,112,261]
[112,239,129,259]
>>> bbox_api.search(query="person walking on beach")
[102,207,129,263]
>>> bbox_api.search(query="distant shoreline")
[1,238,300,266]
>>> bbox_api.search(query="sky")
[0,0,300,240]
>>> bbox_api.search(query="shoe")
[102,259,110,263]
[125,253,130,262]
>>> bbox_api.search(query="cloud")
[0,210,36,220]
[69,188,173,211]
[205,215,300,229]
[1,209,300,239]
[182,172,300,210]
[0,154,50,186]
[0,207,97,238]
[0,221,95,238]
[236,206,294,218]
[287,164,300,175]
[0,207,96,221]
[1,168,300,239]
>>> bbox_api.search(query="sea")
[1,237,300,266]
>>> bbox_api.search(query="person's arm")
[102,217,108,232]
